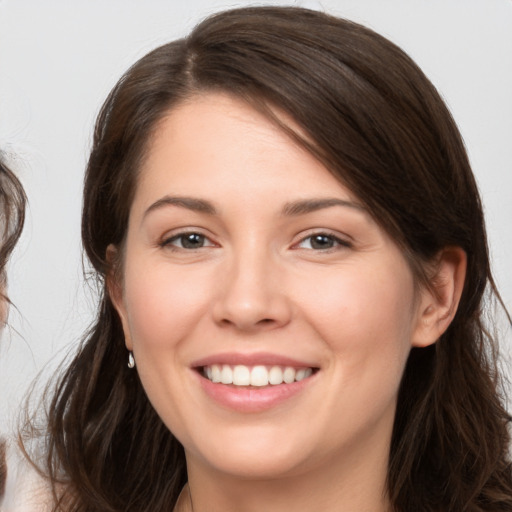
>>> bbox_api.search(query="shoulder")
[0,437,53,512]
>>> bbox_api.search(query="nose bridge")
[213,238,290,330]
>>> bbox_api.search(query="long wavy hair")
[33,6,511,511]
[0,153,26,300]
[0,153,27,497]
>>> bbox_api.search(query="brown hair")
[0,153,27,498]
[35,6,511,511]
[0,153,26,298]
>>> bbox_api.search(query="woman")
[0,154,26,311]
[0,153,27,503]
[29,6,511,511]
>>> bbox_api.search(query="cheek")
[120,258,211,432]
[122,258,212,352]
[298,261,416,376]
[302,267,416,441]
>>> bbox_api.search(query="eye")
[161,232,215,250]
[296,233,350,250]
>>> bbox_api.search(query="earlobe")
[106,244,133,351]
[412,246,467,348]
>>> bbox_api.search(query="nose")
[212,248,292,332]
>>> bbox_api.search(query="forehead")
[134,93,359,210]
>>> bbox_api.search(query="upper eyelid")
[294,234,351,249]
[161,226,212,238]
[293,228,352,244]
[157,227,352,247]
[160,228,216,246]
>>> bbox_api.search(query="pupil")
[311,235,333,249]
[182,233,204,248]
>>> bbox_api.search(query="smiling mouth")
[200,364,317,387]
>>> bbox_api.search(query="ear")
[106,244,133,351]
[411,246,467,348]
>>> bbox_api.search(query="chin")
[184,425,322,481]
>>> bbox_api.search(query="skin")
[111,93,465,512]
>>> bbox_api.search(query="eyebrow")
[144,196,217,218]
[143,196,364,220]
[281,198,365,216]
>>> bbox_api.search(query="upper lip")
[191,352,319,369]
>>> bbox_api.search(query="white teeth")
[221,365,233,384]
[203,364,314,386]
[283,367,296,384]
[211,364,222,383]
[295,368,306,381]
[250,366,268,387]
[296,368,313,381]
[233,365,250,386]
[268,366,283,385]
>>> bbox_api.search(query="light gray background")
[1,0,511,433]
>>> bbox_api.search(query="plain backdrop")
[1,0,511,433]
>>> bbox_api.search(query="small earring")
[127,351,135,369]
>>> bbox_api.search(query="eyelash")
[293,232,352,251]
[160,231,215,250]
[160,230,351,252]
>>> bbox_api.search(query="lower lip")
[196,371,316,413]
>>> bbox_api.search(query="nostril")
[220,318,273,326]
[218,317,278,330]
[213,291,292,331]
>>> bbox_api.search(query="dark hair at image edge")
[24,6,512,511]
[0,153,27,498]
[0,153,26,300]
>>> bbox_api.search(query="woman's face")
[113,93,429,482]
